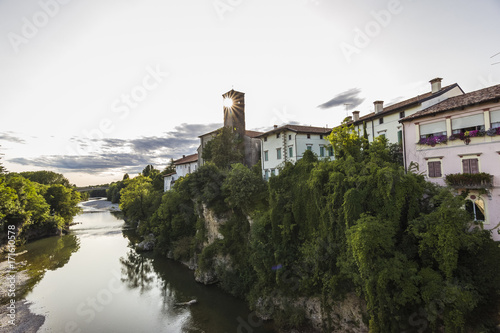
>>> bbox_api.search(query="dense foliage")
[0,169,81,244]
[201,127,244,169]
[118,123,500,332]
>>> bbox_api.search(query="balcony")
[445,173,494,189]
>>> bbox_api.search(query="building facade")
[257,125,333,179]
[163,153,198,192]
[197,89,262,168]
[347,78,464,144]
[400,84,500,241]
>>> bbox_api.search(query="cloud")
[317,88,364,110]
[9,154,154,174]
[0,132,26,144]
[9,123,223,175]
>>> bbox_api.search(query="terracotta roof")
[349,83,463,125]
[245,130,264,138]
[162,172,176,177]
[198,128,220,138]
[256,124,332,137]
[174,153,198,165]
[198,127,263,138]
[401,84,500,122]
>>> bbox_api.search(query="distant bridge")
[76,186,109,197]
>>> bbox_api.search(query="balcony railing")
[445,173,494,189]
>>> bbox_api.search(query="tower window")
[307,134,311,139]
[276,133,280,139]
[379,118,384,124]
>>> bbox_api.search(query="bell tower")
[222,89,245,138]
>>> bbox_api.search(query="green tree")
[43,184,81,223]
[326,118,367,160]
[0,148,6,174]
[20,171,71,187]
[162,159,175,175]
[222,163,268,213]
[119,176,160,224]
[202,127,243,169]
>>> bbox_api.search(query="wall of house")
[176,161,197,178]
[355,86,464,144]
[163,174,178,192]
[244,136,261,168]
[261,130,332,179]
[198,133,215,168]
[403,103,500,241]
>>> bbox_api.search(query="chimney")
[352,110,360,122]
[430,77,442,93]
[183,155,185,158]
[374,101,384,114]
[273,125,278,128]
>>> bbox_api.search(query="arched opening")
[465,197,485,221]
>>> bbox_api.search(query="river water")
[19,198,276,333]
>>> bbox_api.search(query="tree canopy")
[201,127,244,169]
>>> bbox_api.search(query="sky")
[0,0,499,186]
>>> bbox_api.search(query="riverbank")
[0,253,44,333]
[0,198,119,333]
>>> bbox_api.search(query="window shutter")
[470,158,479,174]
[428,161,441,177]
[451,114,484,130]
[435,162,442,177]
[428,162,435,177]
[463,159,470,173]
[420,121,446,136]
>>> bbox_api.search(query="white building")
[257,125,333,179]
[347,78,464,144]
[163,153,198,192]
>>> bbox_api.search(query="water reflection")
[17,234,80,297]
[118,229,276,332]
[119,249,155,293]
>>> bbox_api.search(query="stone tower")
[222,89,245,139]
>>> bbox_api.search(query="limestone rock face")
[135,233,155,252]
[255,293,368,333]
[200,203,226,246]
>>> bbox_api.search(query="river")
[16,198,277,333]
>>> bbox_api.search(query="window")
[379,118,384,124]
[428,161,442,178]
[420,121,447,139]
[288,135,292,140]
[264,136,267,142]
[328,146,334,156]
[276,133,280,139]
[320,146,325,157]
[306,145,312,151]
[265,169,270,180]
[264,150,268,162]
[397,130,402,144]
[491,110,500,128]
[307,134,311,139]
[379,133,386,139]
[288,146,293,158]
[271,169,275,176]
[399,111,405,119]
[320,135,323,139]
[277,148,282,159]
[466,198,485,221]
[451,114,485,135]
[462,158,479,174]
